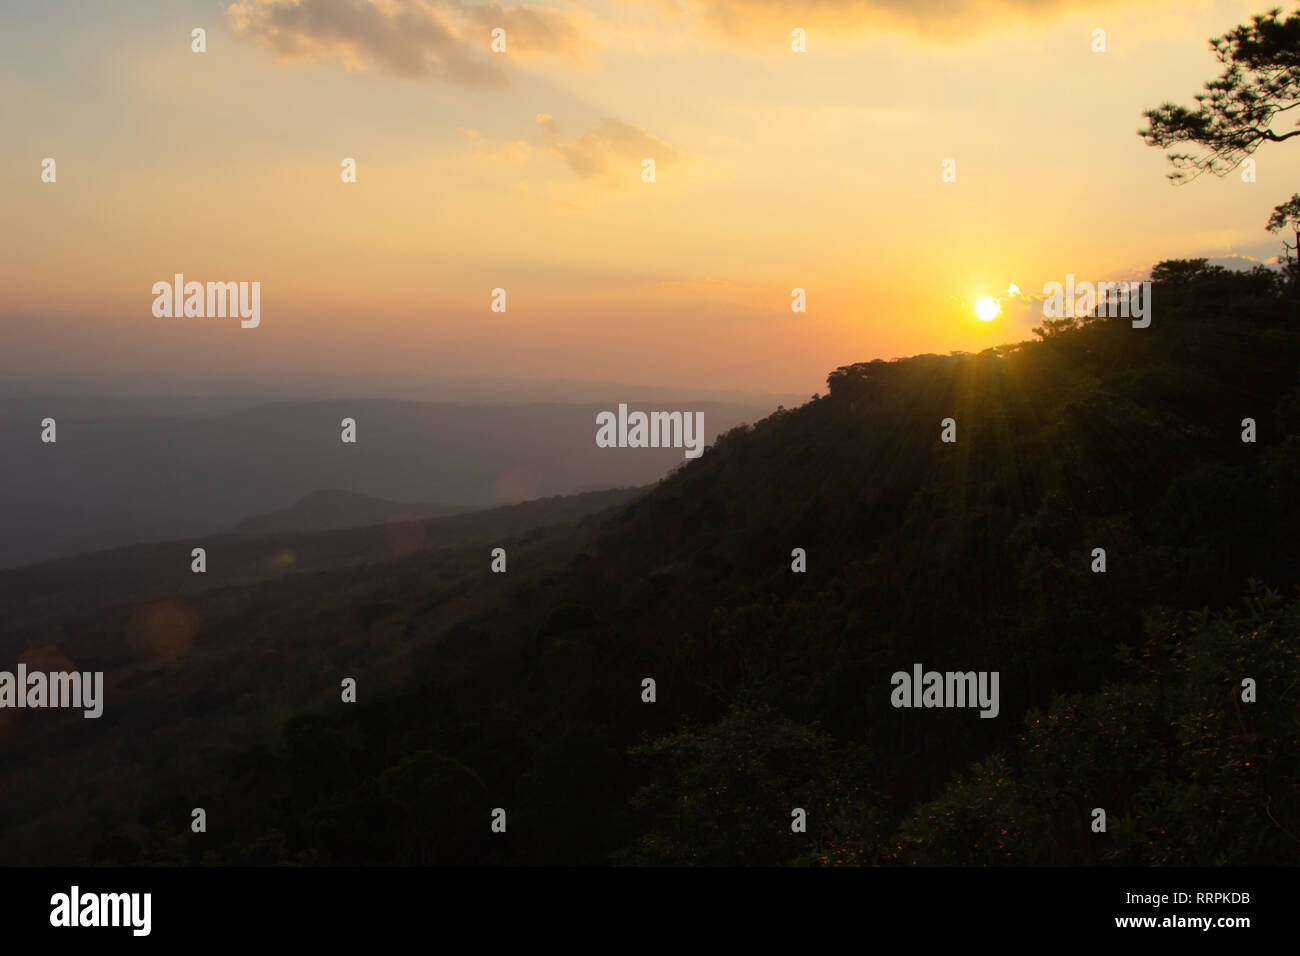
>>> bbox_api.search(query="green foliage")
[899,587,1300,865]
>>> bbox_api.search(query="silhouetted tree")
[1267,192,1300,262]
[1140,7,1300,182]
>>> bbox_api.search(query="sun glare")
[975,296,1001,321]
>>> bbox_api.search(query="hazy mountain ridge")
[0,487,643,629]
[233,489,469,535]
[0,399,765,568]
[0,262,1297,866]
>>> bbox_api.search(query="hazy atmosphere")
[3,0,1296,400]
[0,0,1297,930]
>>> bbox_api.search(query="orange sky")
[2,0,1296,399]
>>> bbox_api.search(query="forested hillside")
[5,260,1297,866]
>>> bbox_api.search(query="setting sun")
[975,296,1001,321]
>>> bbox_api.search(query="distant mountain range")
[0,487,642,623]
[233,489,468,535]
[0,398,767,567]
[0,264,1298,867]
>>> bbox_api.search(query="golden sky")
[2,0,1296,398]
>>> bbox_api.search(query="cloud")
[676,0,1096,44]
[537,114,683,181]
[1200,254,1277,273]
[226,0,589,86]
[463,1,588,63]
[462,114,686,184]
[474,139,533,164]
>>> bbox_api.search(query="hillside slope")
[0,260,1296,866]
[232,489,468,535]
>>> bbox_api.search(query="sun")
[974,296,1001,321]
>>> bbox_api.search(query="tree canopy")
[1140,6,1300,183]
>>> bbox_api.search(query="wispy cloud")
[462,1,588,62]
[226,0,589,86]
[537,114,684,182]
[676,0,1104,44]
